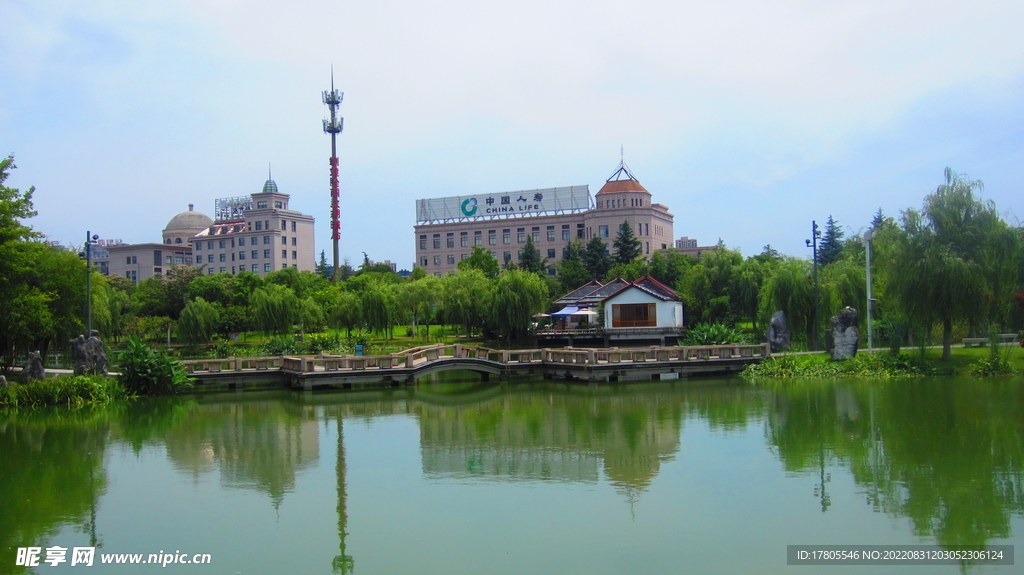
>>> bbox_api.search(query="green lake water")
[2,375,1023,574]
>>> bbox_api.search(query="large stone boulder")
[765,310,792,353]
[830,307,859,360]
[71,330,108,376]
[22,351,45,381]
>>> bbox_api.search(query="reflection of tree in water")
[161,398,320,506]
[0,409,110,571]
[414,383,745,503]
[764,378,1024,549]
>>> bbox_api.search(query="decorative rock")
[71,330,108,376]
[0,375,9,388]
[22,351,45,381]
[830,307,859,361]
[765,310,792,353]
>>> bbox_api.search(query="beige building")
[413,164,676,277]
[98,178,315,282]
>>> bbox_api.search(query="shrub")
[117,337,193,395]
[0,375,126,408]
[680,322,750,346]
[262,337,298,356]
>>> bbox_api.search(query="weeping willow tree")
[758,258,814,347]
[177,297,220,346]
[886,168,1021,360]
[819,258,866,329]
[249,284,299,336]
[359,280,396,339]
[441,269,493,338]
[327,289,362,338]
[491,269,547,342]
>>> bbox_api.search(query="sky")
[3,0,1024,269]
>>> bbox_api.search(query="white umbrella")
[575,309,598,316]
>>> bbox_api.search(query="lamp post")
[805,221,821,351]
[83,231,99,335]
[864,229,876,355]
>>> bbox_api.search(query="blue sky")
[3,0,1023,269]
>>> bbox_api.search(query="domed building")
[96,177,316,283]
[163,204,214,245]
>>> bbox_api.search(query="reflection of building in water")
[163,402,319,505]
[416,392,682,500]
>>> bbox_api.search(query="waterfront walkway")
[181,342,771,390]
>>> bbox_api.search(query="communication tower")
[322,70,344,282]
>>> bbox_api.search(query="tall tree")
[519,235,545,275]
[177,297,220,346]
[613,220,643,264]
[250,284,300,335]
[556,240,591,293]
[491,270,548,342]
[886,168,1020,359]
[817,215,844,266]
[582,236,613,279]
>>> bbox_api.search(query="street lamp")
[805,221,821,351]
[81,231,99,336]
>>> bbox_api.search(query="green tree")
[457,246,499,279]
[556,240,591,293]
[250,284,300,335]
[491,270,547,342]
[582,236,613,280]
[519,235,545,275]
[441,269,493,337]
[359,280,396,338]
[613,220,643,264]
[327,289,363,337]
[759,258,815,346]
[396,275,442,338]
[817,215,844,266]
[177,297,221,346]
[886,168,1021,359]
[317,250,330,279]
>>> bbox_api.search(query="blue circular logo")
[461,198,478,216]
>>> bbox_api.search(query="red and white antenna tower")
[322,70,344,282]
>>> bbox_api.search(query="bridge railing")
[182,342,769,373]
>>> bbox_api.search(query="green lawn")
[779,344,1024,371]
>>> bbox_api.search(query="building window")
[489,251,496,259]
[209,255,215,263]
[292,251,297,259]
[461,253,468,260]
[282,236,287,245]
[251,264,258,272]
[503,251,512,262]
[264,249,271,258]
[446,235,455,248]
[207,241,213,249]
[611,303,657,328]
[282,250,287,258]
[220,267,226,273]
[433,255,441,265]
[282,263,287,269]
[291,221,296,232]
[419,238,427,249]
[532,231,540,242]
[547,227,555,241]
[548,267,556,275]
[126,256,132,264]
[252,250,259,259]
[291,237,296,246]
[646,241,650,254]
[263,236,270,244]
[208,268,214,275]
[230,238,235,248]
[240,237,248,246]
[257,201,267,209]
[460,234,469,247]
[219,240,226,249]
[195,243,202,250]
[474,231,483,245]
[433,235,441,249]
[255,221,262,231]
[447,254,455,264]
[420,257,428,266]
[547,249,556,259]
[577,224,585,238]
[281,220,287,230]
[276,201,284,209]
[175,238,182,244]
[503,230,511,244]
[489,231,497,245]
[265,263,272,272]
[166,256,172,264]
[517,228,525,243]
[599,225,609,238]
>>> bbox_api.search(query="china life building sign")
[416,185,591,223]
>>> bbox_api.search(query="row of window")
[197,249,298,263]
[419,224,586,250]
[206,263,296,275]
[419,247,562,267]
[601,197,645,209]
[195,236,297,249]
[209,219,295,236]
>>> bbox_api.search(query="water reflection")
[2,375,1023,574]
[763,377,1024,548]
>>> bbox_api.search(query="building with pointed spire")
[413,162,682,276]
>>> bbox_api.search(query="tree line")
[2,154,1022,367]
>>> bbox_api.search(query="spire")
[606,157,639,183]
